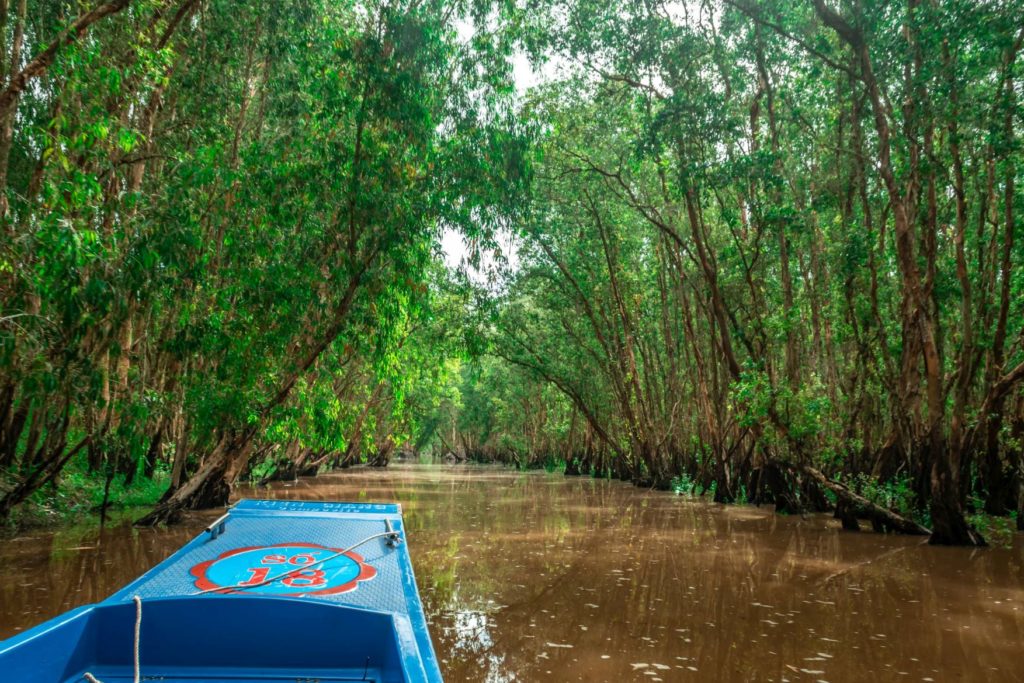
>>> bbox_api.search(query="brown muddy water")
[1,463,1023,682]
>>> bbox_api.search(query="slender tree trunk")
[0,0,25,221]
[813,0,982,545]
[137,264,371,525]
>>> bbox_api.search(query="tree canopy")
[1,0,1022,546]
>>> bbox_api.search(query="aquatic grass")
[671,474,695,496]
[966,512,1016,548]
[841,473,923,522]
[8,453,171,531]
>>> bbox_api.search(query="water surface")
[2,463,1022,681]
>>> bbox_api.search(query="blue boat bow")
[0,500,443,683]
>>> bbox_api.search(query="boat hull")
[0,500,442,683]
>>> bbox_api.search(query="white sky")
[440,229,469,270]
[440,228,521,286]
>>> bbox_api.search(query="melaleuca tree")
[455,0,1023,544]
[0,0,529,523]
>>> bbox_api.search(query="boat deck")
[116,500,410,613]
[0,500,443,683]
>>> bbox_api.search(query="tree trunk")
[137,266,371,524]
[137,431,253,525]
[813,0,982,545]
[0,0,25,220]
[927,428,985,545]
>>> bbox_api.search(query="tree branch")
[0,0,131,121]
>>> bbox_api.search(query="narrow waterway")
[1,463,1022,681]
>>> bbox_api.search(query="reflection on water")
[1,464,1022,682]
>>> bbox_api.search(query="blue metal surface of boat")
[0,500,444,682]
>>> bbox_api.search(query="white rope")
[132,596,141,683]
[193,530,400,595]
[82,595,141,683]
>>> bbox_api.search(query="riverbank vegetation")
[2,0,1022,546]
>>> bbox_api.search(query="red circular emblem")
[190,542,377,597]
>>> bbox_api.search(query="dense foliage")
[1,0,1022,546]
[0,0,524,524]
[441,0,1024,545]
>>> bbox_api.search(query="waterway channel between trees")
[1,464,1021,682]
